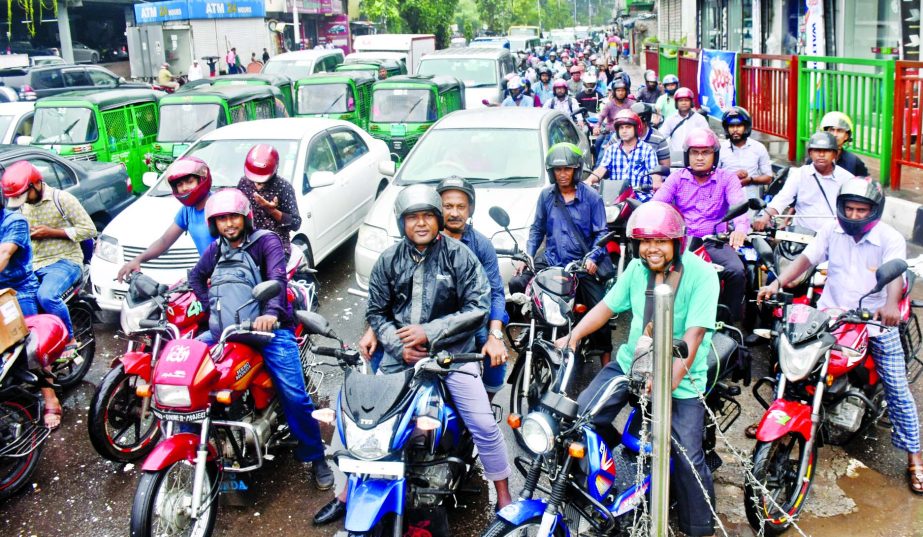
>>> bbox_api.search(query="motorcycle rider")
[558,201,720,537]
[655,74,680,119]
[544,79,584,128]
[237,144,302,259]
[357,177,511,398]
[594,77,636,155]
[534,66,554,105]
[188,188,334,490]
[314,184,513,525]
[2,161,96,359]
[653,128,749,322]
[588,109,660,201]
[501,76,533,108]
[118,157,214,281]
[717,106,772,203]
[0,167,62,430]
[754,132,855,232]
[805,111,870,178]
[662,87,710,153]
[757,178,923,495]
[631,101,672,167]
[566,65,584,95]
[157,62,179,91]
[636,70,663,104]
[575,73,604,113]
[521,78,542,107]
[510,143,612,366]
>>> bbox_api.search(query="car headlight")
[491,227,528,252]
[95,234,121,264]
[155,385,191,408]
[778,335,826,382]
[521,412,558,455]
[344,414,397,460]
[357,224,392,254]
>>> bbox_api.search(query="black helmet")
[630,101,656,126]
[806,132,839,152]
[836,178,884,238]
[394,184,444,237]
[545,142,585,183]
[608,77,627,92]
[436,175,476,212]
[721,106,752,137]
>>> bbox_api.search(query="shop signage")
[136,0,189,24]
[135,0,265,24]
[697,49,738,120]
[802,0,825,67]
[899,0,920,61]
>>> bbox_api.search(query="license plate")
[337,456,404,477]
[151,407,207,422]
[390,124,406,136]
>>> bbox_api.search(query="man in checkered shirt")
[588,108,660,202]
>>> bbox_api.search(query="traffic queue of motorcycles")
[2,36,923,537]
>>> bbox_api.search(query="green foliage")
[360,0,460,46]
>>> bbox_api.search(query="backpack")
[51,189,95,265]
[207,229,271,337]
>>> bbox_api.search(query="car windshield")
[398,128,542,186]
[371,89,435,123]
[148,139,299,196]
[32,107,97,144]
[418,59,497,87]
[297,83,352,114]
[157,104,225,143]
[262,60,313,80]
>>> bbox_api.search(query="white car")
[0,102,34,144]
[354,107,590,290]
[91,118,390,311]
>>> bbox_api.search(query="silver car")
[71,42,100,64]
[354,107,590,290]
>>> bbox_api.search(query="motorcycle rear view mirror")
[596,230,619,248]
[654,165,671,176]
[430,310,486,348]
[489,206,510,228]
[296,310,338,340]
[748,198,766,210]
[251,280,282,303]
[720,201,750,223]
[751,237,774,266]
[871,259,908,294]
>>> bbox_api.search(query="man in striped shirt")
[588,109,660,201]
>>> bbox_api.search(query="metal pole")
[650,283,674,536]
[292,0,300,50]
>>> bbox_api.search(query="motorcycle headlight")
[357,224,392,254]
[95,234,121,264]
[120,299,159,334]
[344,415,397,460]
[541,292,567,327]
[521,411,558,455]
[155,385,191,408]
[605,202,624,224]
[778,335,826,382]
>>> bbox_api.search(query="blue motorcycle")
[302,310,487,536]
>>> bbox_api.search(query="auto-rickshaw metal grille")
[102,109,129,149]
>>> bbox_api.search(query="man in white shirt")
[661,87,709,153]
[718,107,772,202]
[187,60,203,81]
[754,132,854,232]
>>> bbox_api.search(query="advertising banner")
[900,0,921,61]
[135,0,265,24]
[321,15,351,54]
[697,49,737,120]
[803,0,825,67]
[135,0,189,25]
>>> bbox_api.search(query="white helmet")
[507,76,523,91]
[583,73,598,86]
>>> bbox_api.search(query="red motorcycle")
[744,259,922,534]
[128,280,332,537]
[0,313,70,501]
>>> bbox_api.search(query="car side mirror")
[251,280,282,303]
[309,170,335,188]
[118,76,126,85]
[15,135,31,145]
[142,172,159,187]
[378,160,396,177]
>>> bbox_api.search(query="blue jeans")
[15,287,38,316]
[200,329,326,463]
[35,259,82,338]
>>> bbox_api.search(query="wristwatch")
[489,329,504,341]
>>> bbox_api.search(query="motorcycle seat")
[343,368,415,429]
[705,331,738,395]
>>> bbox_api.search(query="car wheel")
[90,54,99,64]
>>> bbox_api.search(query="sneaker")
[313,459,334,490]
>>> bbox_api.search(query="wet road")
[3,237,923,537]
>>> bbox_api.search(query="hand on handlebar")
[756,281,780,304]
[585,258,598,276]
[729,230,747,250]
[358,326,378,360]
[117,260,141,283]
[514,260,527,276]
[874,303,901,327]
[252,314,278,332]
[752,214,772,232]
[403,345,429,365]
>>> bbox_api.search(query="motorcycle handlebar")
[238,320,281,332]
[312,345,361,365]
[138,319,161,329]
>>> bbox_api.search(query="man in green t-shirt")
[557,201,719,537]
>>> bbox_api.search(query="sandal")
[56,344,78,364]
[43,405,62,431]
[745,423,759,439]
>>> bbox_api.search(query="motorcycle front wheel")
[0,399,45,501]
[509,352,556,450]
[87,364,160,462]
[481,516,568,537]
[130,460,219,537]
[53,302,95,388]
[744,434,816,536]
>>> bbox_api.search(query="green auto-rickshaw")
[150,85,288,174]
[369,75,465,162]
[335,58,406,79]
[30,88,163,193]
[293,71,375,130]
[211,73,295,116]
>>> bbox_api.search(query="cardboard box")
[0,288,28,354]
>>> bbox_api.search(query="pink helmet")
[165,157,212,207]
[626,201,687,262]
[682,127,720,174]
[552,79,568,91]
[204,188,252,237]
[674,87,695,103]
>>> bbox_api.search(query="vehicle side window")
[28,159,75,189]
[15,114,33,137]
[252,99,274,120]
[559,119,580,145]
[303,134,338,192]
[329,129,368,168]
[63,68,92,87]
[31,69,63,89]
[49,160,76,188]
[87,68,117,87]
[229,104,246,123]
[328,56,342,70]
[548,118,570,146]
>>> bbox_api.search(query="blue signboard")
[697,49,738,120]
[135,0,265,24]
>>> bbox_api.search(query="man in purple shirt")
[653,128,749,321]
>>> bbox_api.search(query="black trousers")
[701,241,745,323]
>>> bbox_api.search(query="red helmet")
[612,109,642,134]
[244,144,279,184]
[674,87,695,103]
[626,201,687,262]
[682,128,721,175]
[1,161,42,208]
[165,157,212,207]
[205,188,252,237]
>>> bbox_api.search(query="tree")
[475,0,509,34]
[361,0,459,47]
